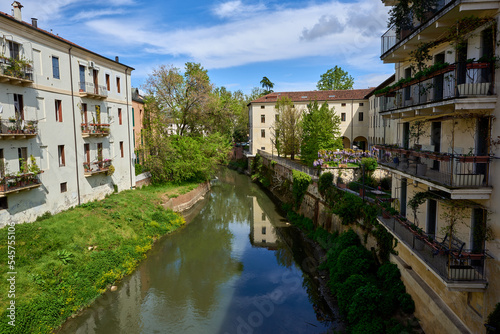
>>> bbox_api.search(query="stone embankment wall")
[135,172,152,188]
[163,182,211,212]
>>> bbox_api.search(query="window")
[118,108,122,125]
[359,102,364,106]
[0,149,3,178]
[261,129,265,138]
[84,144,90,165]
[8,41,20,59]
[132,108,135,126]
[261,115,265,123]
[116,77,121,93]
[18,147,28,171]
[60,182,67,193]
[341,113,346,121]
[262,212,266,221]
[262,227,266,235]
[82,103,88,125]
[359,112,364,122]
[261,105,265,109]
[58,145,65,166]
[120,141,124,158]
[0,198,7,210]
[13,94,24,120]
[106,74,110,91]
[341,103,346,107]
[55,100,62,122]
[52,56,60,79]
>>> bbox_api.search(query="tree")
[260,76,274,95]
[316,66,354,90]
[300,101,343,166]
[144,62,213,136]
[271,96,302,160]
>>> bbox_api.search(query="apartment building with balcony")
[373,0,500,332]
[248,89,373,156]
[0,2,134,226]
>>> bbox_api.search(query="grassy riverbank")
[0,181,199,334]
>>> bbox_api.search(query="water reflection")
[58,169,335,334]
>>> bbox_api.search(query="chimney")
[31,18,37,28]
[11,1,23,21]
[115,56,119,62]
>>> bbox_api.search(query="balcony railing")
[83,159,112,177]
[0,57,34,84]
[378,207,487,284]
[381,0,455,56]
[78,82,108,99]
[377,61,494,113]
[374,145,490,188]
[0,119,38,139]
[0,172,42,197]
[81,123,110,137]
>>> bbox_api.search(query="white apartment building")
[248,89,374,156]
[373,0,500,332]
[0,2,134,226]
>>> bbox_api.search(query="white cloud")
[71,9,126,21]
[301,15,345,41]
[83,0,388,71]
[212,0,266,19]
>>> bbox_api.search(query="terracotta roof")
[250,88,375,104]
[0,11,134,70]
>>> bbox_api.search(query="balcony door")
[93,69,99,94]
[431,121,441,171]
[400,178,407,217]
[433,53,445,100]
[402,122,410,149]
[79,65,85,91]
[475,117,489,178]
[426,199,437,238]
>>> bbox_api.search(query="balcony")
[378,207,488,291]
[78,82,108,99]
[0,119,38,140]
[374,145,492,199]
[83,159,113,177]
[0,172,42,197]
[376,61,495,117]
[381,0,455,56]
[0,57,34,85]
[81,123,110,138]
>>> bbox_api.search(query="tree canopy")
[260,76,274,95]
[271,96,302,160]
[300,101,343,166]
[317,66,354,90]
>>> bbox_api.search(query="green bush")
[333,193,364,225]
[292,170,311,209]
[347,283,383,324]
[337,274,369,315]
[486,302,500,333]
[399,292,416,314]
[351,316,385,334]
[135,163,143,176]
[318,172,334,197]
[360,157,378,172]
[380,177,392,191]
[333,245,374,283]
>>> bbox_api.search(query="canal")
[58,169,340,334]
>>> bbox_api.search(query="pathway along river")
[58,169,342,334]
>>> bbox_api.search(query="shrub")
[399,292,416,314]
[333,245,374,283]
[318,172,333,197]
[337,274,369,315]
[351,316,385,334]
[360,157,378,172]
[292,170,311,209]
[486,302,500,333]
[347,283,383,324]
[380,176,392,191]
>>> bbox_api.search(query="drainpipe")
[68,46,81,205]
[351,99,354,148]
[124,67,134,189]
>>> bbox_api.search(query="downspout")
[68,46,81,205]
[351,99,354,148]
[124,67,134,188]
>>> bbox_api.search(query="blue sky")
[17,0,394,94]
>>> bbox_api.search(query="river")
[57,169,340,334]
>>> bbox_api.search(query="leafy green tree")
[260,76,274,95]
[207,87,248,141]
[316,66,354,90]
[271,96,301,160]
[144,62,212,136]
[300,101,342,166]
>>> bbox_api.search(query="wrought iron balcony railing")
[374,145,490,188]
[78,82,108,98]
[376,61,494,113]
[0,118,38,138]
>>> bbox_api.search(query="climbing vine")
[292,170,311,209]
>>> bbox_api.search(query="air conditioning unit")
[88,61,95,68]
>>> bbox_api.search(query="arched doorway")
[353,136,368,151]
[342,137,351,149]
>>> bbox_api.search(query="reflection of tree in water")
[143,180,250,319]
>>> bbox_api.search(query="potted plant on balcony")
[0,159,6,192]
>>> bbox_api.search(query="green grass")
[326,162,359,168]
[0,181,199,334]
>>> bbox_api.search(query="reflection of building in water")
[249,196,278,249]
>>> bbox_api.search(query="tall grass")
[0,181,198,333]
